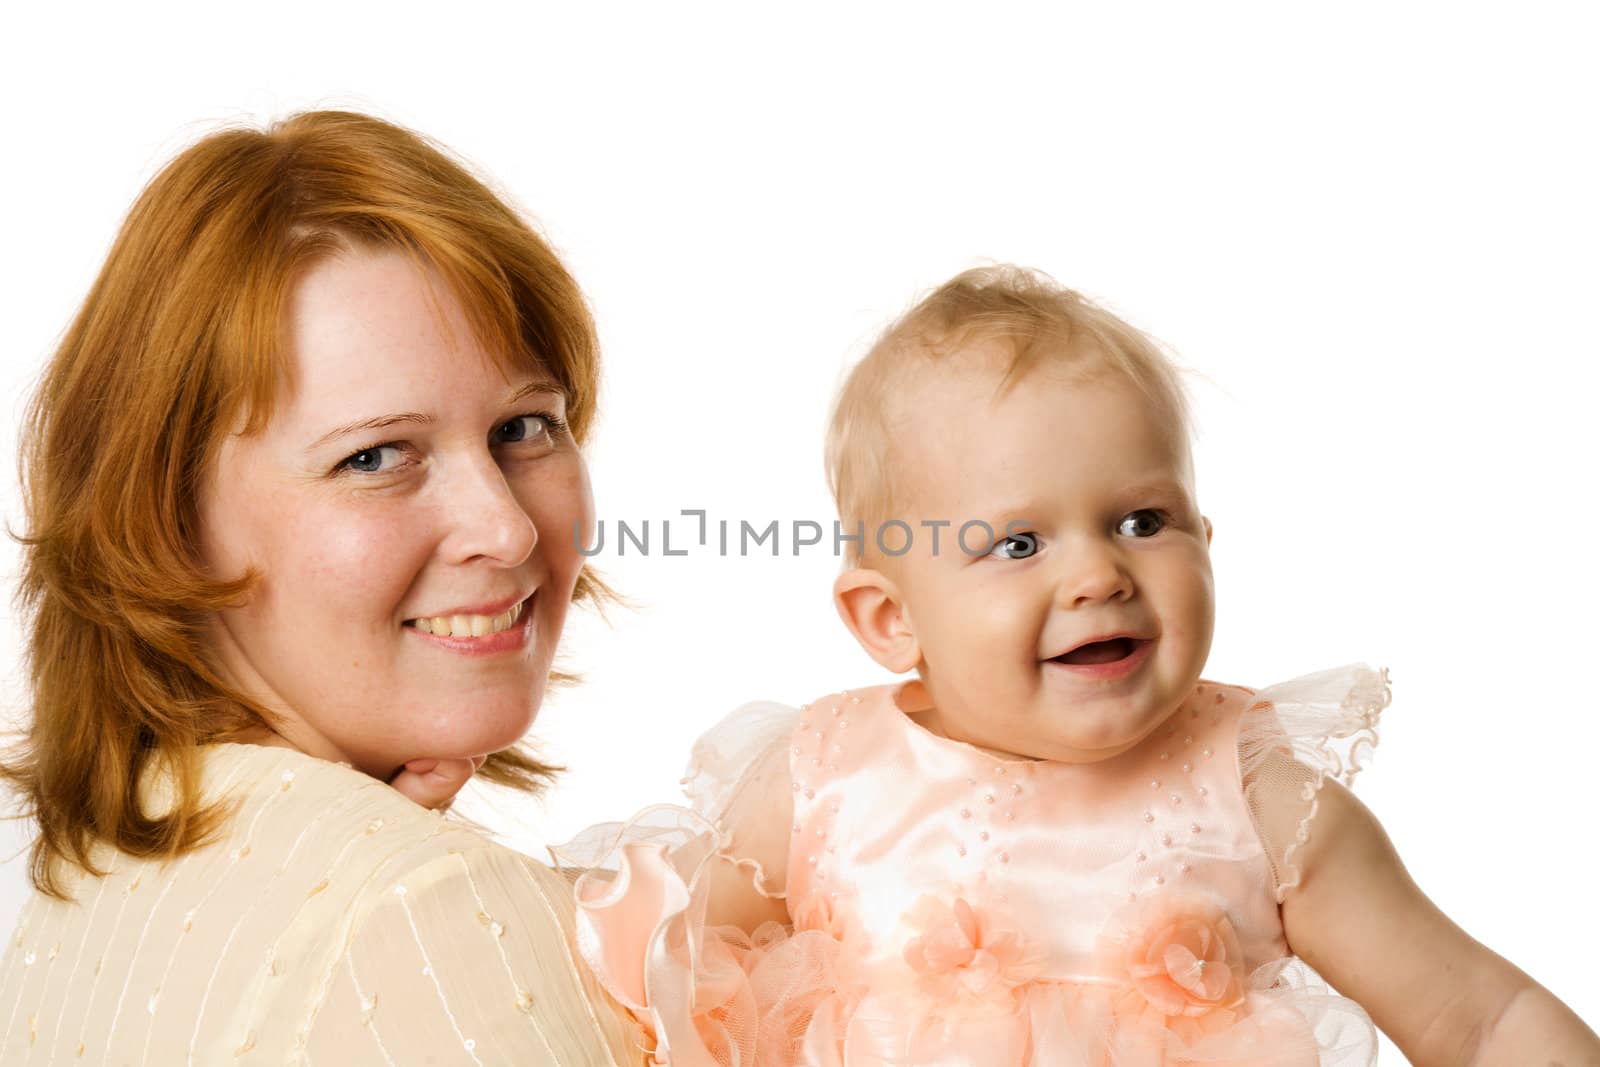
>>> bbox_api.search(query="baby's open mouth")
[1052,637,1142,665]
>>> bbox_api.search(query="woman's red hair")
[2,110,608,898]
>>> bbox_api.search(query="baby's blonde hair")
[825,265,1198,563]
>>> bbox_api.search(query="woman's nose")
[438,454,538,566]
[1054,538,1134,607]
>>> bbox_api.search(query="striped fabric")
[0,743,645,1065]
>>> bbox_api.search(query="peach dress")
[559,665,1390,1066]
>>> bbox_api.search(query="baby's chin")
[927,712,1148,765]
[1017,730,1153,765]
[1007,702,1181,764]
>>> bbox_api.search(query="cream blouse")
[0,743,646,1065]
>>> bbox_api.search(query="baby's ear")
[833,567,920,673]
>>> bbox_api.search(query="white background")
[2,3,1597,1059]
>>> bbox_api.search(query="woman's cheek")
[524,454,593,585]
[292,504,430,618]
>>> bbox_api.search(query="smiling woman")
[199,247,594,780]
[0,112,642,1063]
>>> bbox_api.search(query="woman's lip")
[1045,637,1154,680]
[405,590,534,622]
[405,593,536,654]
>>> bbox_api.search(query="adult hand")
[388,755,486,810]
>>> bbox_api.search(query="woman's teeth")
[411,600,524,637]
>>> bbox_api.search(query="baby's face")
[879,353,1215,763]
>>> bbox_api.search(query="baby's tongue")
[1062,638,1131,665]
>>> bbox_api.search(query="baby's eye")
[1117,509,1169,538]
[988,532,1041,560]
[493,413,564,445]
[338,444,405,474]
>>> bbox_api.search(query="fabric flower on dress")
[899,896,1045,1010]
[1104,894,1248,1042]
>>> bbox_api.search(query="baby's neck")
[894,676,1187,765]
[894,678,1044,762]
[908,709,1038,761]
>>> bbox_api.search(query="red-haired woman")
[0,111,645,1063]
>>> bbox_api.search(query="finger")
[389,757,476,809]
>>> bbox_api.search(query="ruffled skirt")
[552,808,1377,1067]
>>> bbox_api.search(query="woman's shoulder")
[2,744,630,1064]
[206,743,641,1060]
[177,744,585,996]
[188,742,575,936]
[197,742,558,908]
[202,746,646,1063]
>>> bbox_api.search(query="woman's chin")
[359,698,539,772]
[453,702,542,757]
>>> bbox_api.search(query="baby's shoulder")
[677,686,904,818]
[681,698,806,813]
[1220,664,1393,900]
[1229,664,1390,780]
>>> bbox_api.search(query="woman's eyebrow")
[309,411,433,450]
[307,382,565,451]
[505,379,566,404]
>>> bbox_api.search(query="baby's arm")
[700,733,793,933]
[1264,757,1600,1065]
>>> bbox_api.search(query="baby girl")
[560,266,1600,1065]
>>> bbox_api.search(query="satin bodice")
[785,679,1288,982]
[565,665,1389,1065]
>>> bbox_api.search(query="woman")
[0,110,646,1062]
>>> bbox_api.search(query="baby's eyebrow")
[971,488,1193,528]
[1121,478,1189,497]
[969,505,1050,534]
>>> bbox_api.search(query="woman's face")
[198,247,594,779]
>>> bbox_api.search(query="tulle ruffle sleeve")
[550,702,826,1066]
[680,700,800,899]
[1237,664,1392,903]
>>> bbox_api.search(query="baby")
[561,267,1600,1066]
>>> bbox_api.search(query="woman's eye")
[988,532,1041,560]
[338,444,404,474]
[493,413,561,445]
[1118,509,1168,538]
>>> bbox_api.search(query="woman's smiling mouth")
[409,599,525,637]
[403,593,537,652]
